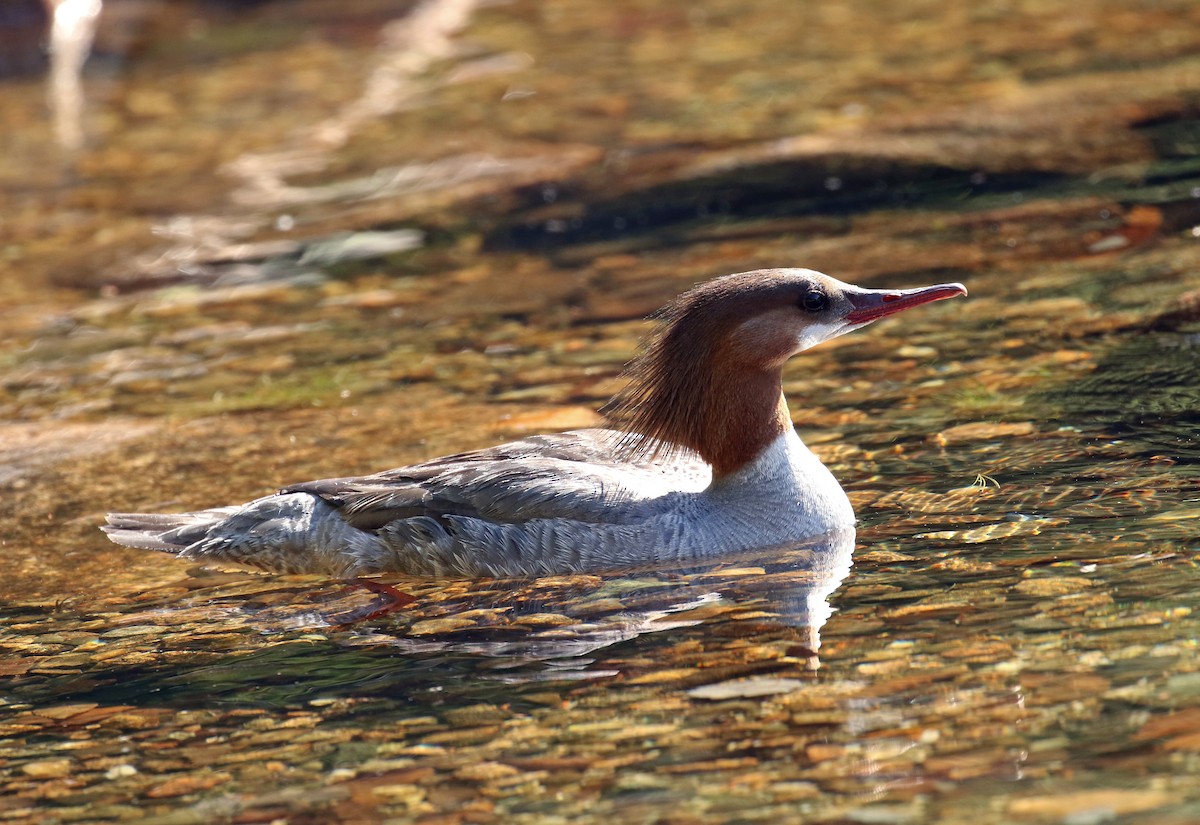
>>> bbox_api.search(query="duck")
[103,268,966,578]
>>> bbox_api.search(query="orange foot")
[326,578,417,627]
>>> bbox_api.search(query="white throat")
[708,428,855,533]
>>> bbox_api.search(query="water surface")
[2,1,1200,823]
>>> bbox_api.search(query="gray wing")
[281,428,711,531]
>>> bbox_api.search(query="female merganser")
[103,269,965,577]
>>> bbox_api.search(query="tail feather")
[101,495,360,575]
[102,508,240,554]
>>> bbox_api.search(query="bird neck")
[605,321,795,478]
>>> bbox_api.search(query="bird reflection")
[259,529,857,679]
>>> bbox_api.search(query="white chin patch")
[795,320,849,352]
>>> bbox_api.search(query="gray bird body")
[103,269,965,578]
[103,427,853,577]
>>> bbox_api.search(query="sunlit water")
[2,0,1199,822]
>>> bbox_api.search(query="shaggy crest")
[602,272,804,473]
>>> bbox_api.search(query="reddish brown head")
[604,269,966,477]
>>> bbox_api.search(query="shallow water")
[2,0,1200,822]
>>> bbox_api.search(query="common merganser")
[103,269,966,577]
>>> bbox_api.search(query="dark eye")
[800,290,829,312]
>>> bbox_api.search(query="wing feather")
[281,429,709,531]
